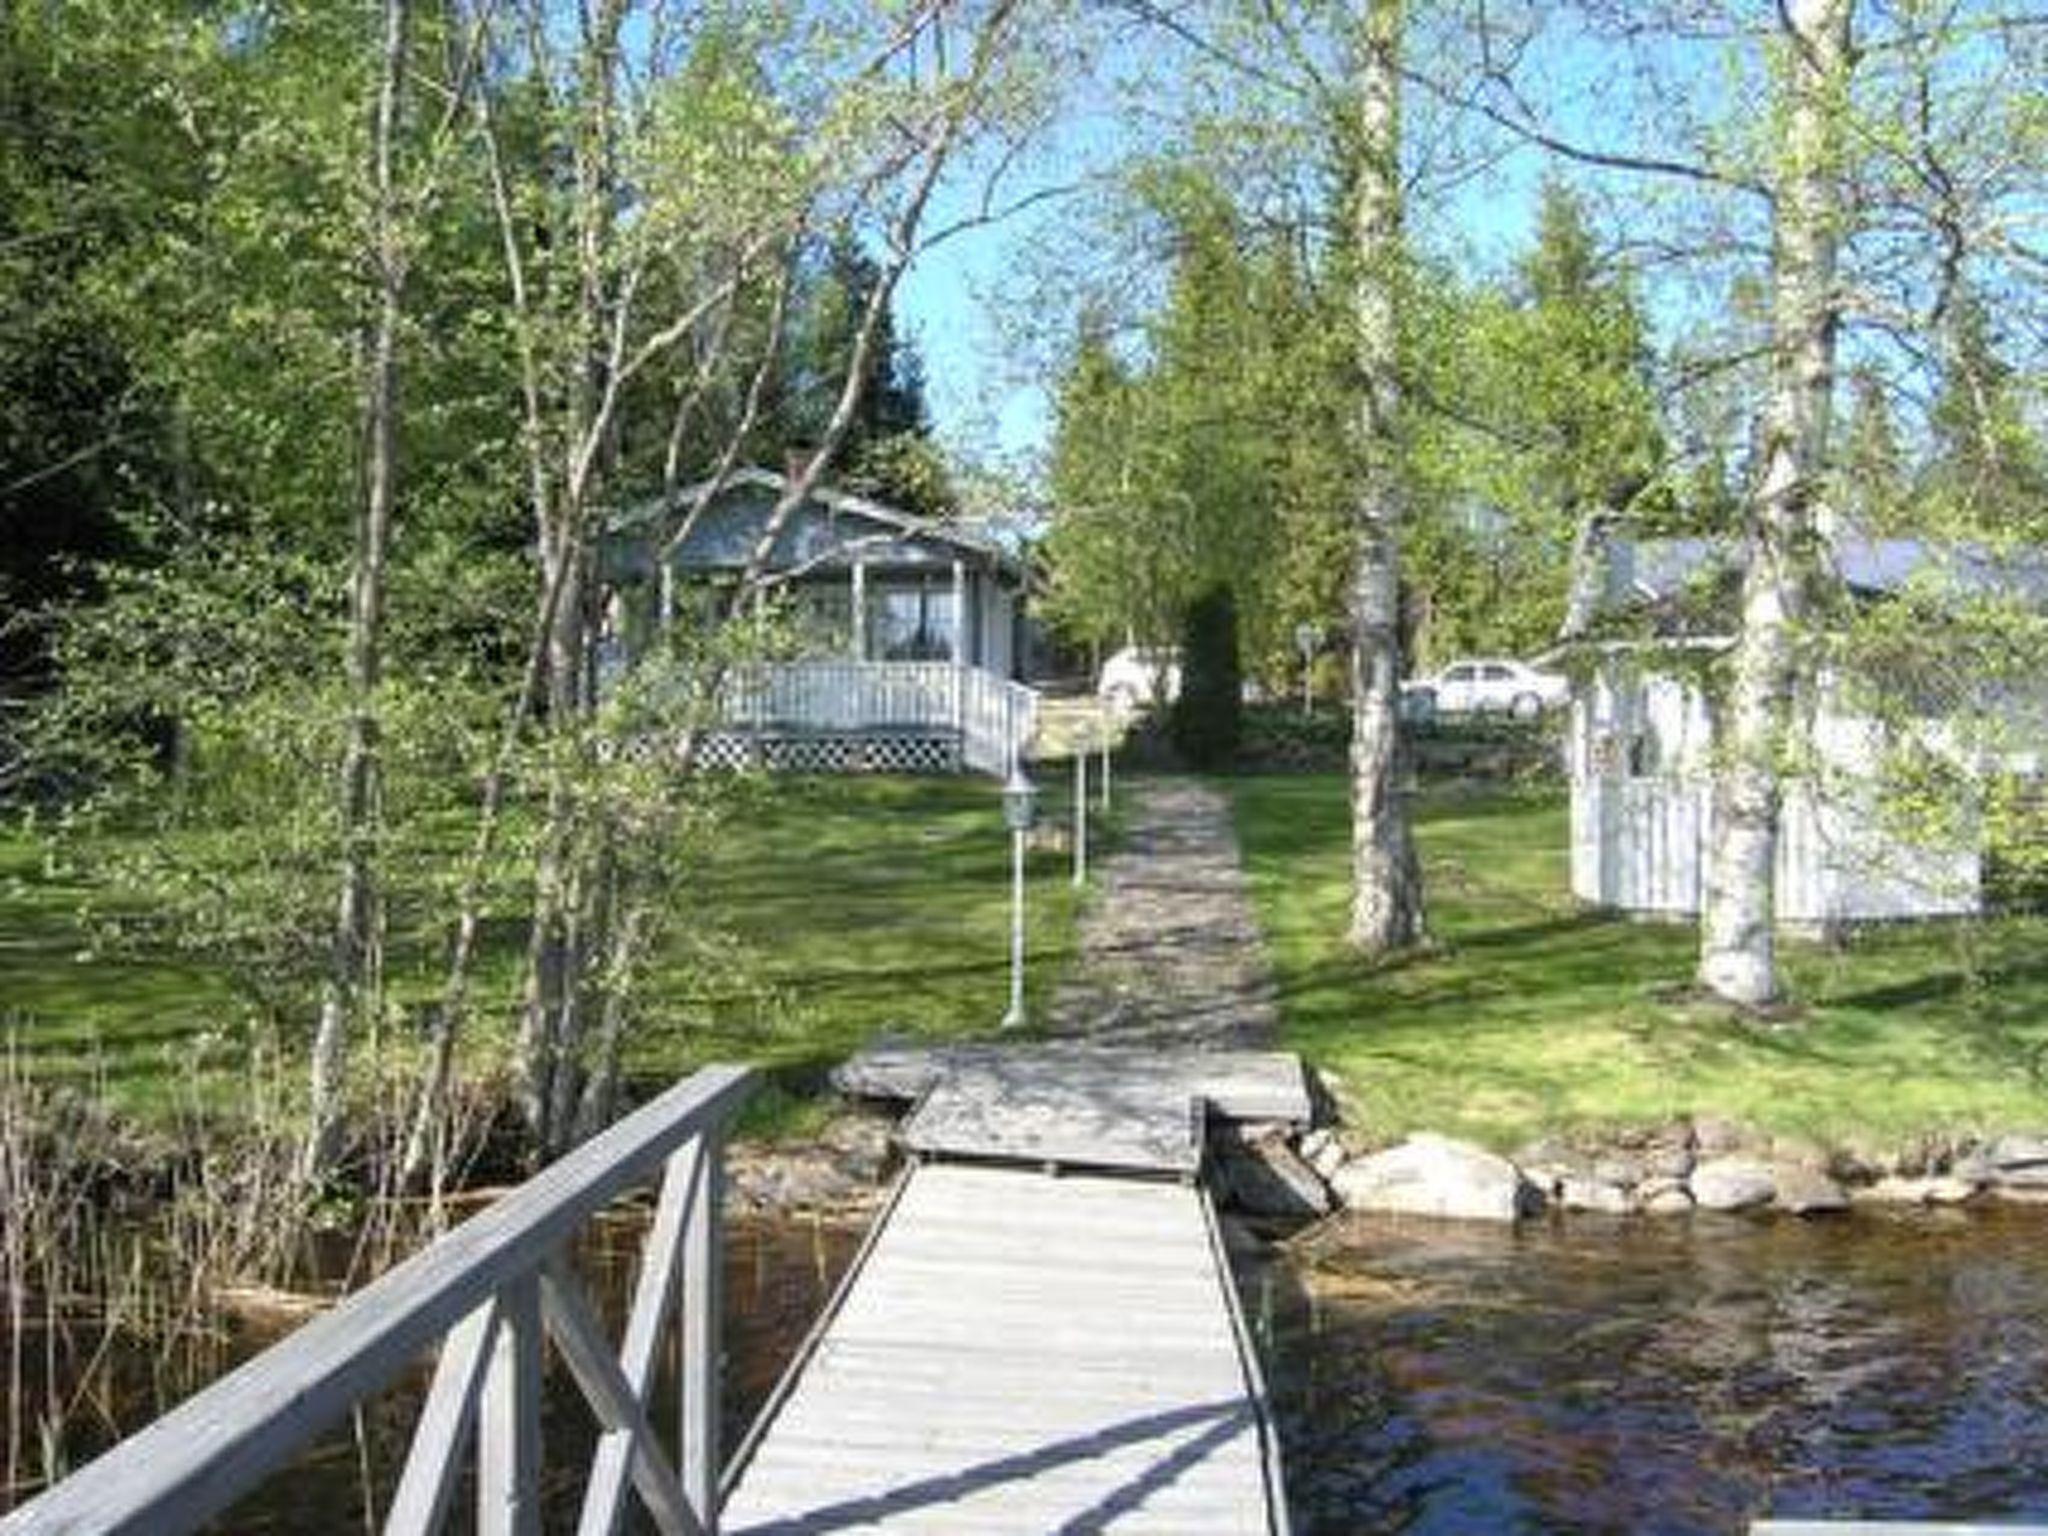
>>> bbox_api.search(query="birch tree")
[1696,0,1855,1006]
[1346,0,1425,951]
[391,0,1042,1164]
[303,0,412,1180]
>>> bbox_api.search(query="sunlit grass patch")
[1230,774,2048,1154]
[0,772,1099,1136]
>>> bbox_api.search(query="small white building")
[601,467,1037,776]
[1569,536,2044,933]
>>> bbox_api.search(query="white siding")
[1570,657,1982,927]
[977,577,1016,679]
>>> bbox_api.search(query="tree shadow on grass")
[674,942,1081,1007]
[1822,951,2048,1012]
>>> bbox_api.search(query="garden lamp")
[1000,764,1037,1029]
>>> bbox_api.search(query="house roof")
[610,465,1024,578]
[1616,533,2048,611]
[1581,533,2048,721]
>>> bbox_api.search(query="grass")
[629,773,1098,1135]
[1229,775,2048,1157]
[0,774,1099,1138]
[0,832,250,1113]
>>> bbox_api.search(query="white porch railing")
[720,659,958,732]
[716,661,1037,776]
[960,666,1038,776]
[2,1065,756,1536]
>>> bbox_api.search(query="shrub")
[1171,585,1242,768]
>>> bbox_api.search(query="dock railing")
[3,1064,756,1536]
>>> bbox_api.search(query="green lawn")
[631,774,1096,1132]
[1230,776,2048,1157]
[0,775,1095,1135]
[0,831,248,1110]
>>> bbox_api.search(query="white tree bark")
[1558,503,1618,643]
[1348,0,1424,953]
[1697,0,1853,1006]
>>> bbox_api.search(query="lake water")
[2,1206,865,1529]
[1247,1205,2048,1534]
[10,1199,2046,1533]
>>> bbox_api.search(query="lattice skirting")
[695,729,964,775]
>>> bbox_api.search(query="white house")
[1569,535,2047,933]
[601,466,1037,776]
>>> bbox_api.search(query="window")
[1481,664,1513,681]
[866,578,957,661]
[1445,664,1475,683]
[1627,725,1661,778]
[790,584,853,654]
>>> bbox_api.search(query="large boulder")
[1690,1156,1777,1212]
[1329,1134,1536,1223]
[1558,1175,1633,1215]
[1771,1164,1848,1216]
[1638,1179,1694,1216]
[1986,1134,2048,1189]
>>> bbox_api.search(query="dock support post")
[478,1273,543,1536]
[682,1132,724,1532]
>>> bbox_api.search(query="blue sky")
[890,74,1556,470]
[893,140,1552,469]
[895,207,1060,464]
[883,10,1775,473]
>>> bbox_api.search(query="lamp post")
[1098,713,1112,812]
[1000,764,1038,1030]
[1294,621,1320,720]
[1072,749,1088,888]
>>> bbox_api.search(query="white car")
[1403,657,1568,720]
[1097,647,1181,713]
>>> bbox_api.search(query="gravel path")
[1048,775,1281,1049]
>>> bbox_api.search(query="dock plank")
[722,1164,1284,1534]
[839,1046,1310,1137]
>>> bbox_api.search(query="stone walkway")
[1048,775,1280,1050]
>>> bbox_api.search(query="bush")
[1238,704,1351,770]
[1233,701,1566,780]
[1171,585,1242,768]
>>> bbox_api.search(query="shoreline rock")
[1327,1134,1539,1223]
[782,1067,2048,1231]
[1312,1117,2044,1227]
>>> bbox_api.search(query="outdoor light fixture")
[1002,763,1040,833]
[1098,714,1112,812]
[1295,621,1320,720]
[1000,763,1037,1029]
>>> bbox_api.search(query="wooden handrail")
[4,1064,756,1536]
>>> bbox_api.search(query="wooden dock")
[1,1055,1296,1535]
[837,1043,1314,1176]
[721,1162,1287,1534]
[724,1046,1301,1533]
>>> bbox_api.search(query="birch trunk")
[1697,0,1852,1006]
[1347,0,1424,954]
[1558,503,1618,643]
[517,0,623,1155]
[303,0,408,1179]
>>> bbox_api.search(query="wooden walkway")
[721,1162,1286,1534]
[836,1043,1312,1176]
